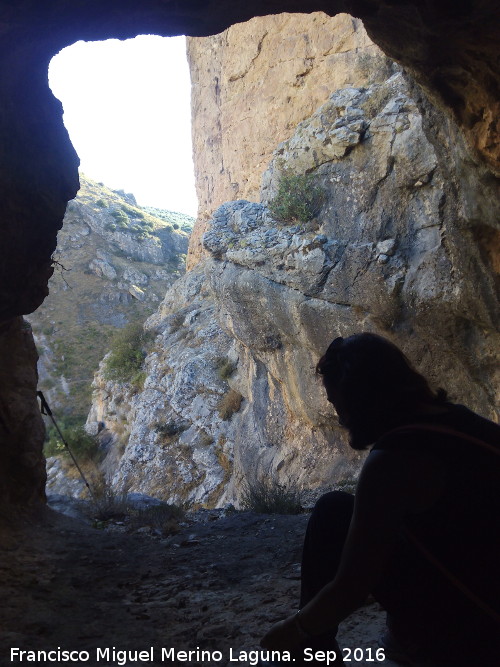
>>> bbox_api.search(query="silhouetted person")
[261,333,500,666]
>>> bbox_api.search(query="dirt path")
[0,507,396,667]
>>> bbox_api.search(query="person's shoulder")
[358,447,446,514]
[448,403,500,444]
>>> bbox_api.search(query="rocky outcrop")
[87,68,499,508]
[186,12,393,268]
[207,75,500,417]
[87,263,362,507]
[87,266,240,505]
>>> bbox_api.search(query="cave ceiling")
[0,0,498,320]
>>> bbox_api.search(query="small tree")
[268,169,325,224]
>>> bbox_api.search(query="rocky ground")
[0,501,397,667]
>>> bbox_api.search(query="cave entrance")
[48,35,197,216]
[30,35,197,461]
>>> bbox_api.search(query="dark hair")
[317,333,448,449]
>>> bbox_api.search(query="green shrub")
[131,370,147,390]
[103,322,153,384]
[96,199,107,208]
[44,431,66,458]
[111,209,129,227]
[154,420,188,439]
[268,169,325,223]
[215,356,237,381]
[121,204,144,219]
[44,424,100,463]
[240,475,303,514]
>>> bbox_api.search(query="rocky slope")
[86,44,499,508]
[28,175,191,423]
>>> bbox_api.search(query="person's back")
[373,403,500,664]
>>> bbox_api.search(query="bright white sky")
[49,35,198,217]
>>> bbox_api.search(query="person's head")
[316,333,447,449]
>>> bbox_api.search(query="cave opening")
[0,2,498,661]
[1,3,496,512]
[31,35,197,470]
[37,12,401,508]
[48,35,197,217]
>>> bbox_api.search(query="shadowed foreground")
[0,507,395,666]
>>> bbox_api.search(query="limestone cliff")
[87,37,499,507]
[186,12,393,269]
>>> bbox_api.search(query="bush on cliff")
[103,322,153,385]
[241,475,303,514]
[268,169,325,224]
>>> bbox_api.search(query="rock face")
[186,12,392,268]
[208,75,500,417]
[87,266,239,505]
[87,67,499,508]
[87,264,363,507]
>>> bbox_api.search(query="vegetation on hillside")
[44,420,100,463]
[73,174,193,242]
[30,174,190,438]
[103,321,154,386]
[142,206,195,234]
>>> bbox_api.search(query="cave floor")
[0,508,394,666]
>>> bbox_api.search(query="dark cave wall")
[0,0,498,507]
[0,318,46,507]
[0,47,80,321]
